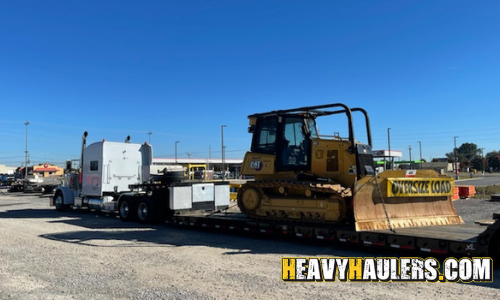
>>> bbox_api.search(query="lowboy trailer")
[156,205,500,259]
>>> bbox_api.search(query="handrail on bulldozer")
[247,103,375,181]
[247,103,372,148]
[248,102,356,152]
[318,107,372,148]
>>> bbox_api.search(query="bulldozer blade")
[353,170,463,232]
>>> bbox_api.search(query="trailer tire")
[118,196,137,222]
[54,191,66,212]
[137,197,158,224]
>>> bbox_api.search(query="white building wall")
[0,165,16,174]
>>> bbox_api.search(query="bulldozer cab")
[242,103,375,187]
[249,114,312,171]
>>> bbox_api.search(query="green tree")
[471,156,487,172]
[458,143,481,159]
[446,143,481,170]
[486,150,500,171]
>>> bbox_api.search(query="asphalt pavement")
[455,172,500,187]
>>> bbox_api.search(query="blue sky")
[1,0,499,167]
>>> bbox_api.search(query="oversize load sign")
[387,178,454,197]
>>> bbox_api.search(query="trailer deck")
[372,224,483,241]
[164,209,500,258]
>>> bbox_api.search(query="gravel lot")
[1,189,500,300]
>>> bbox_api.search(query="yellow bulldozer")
[238,103,463,231]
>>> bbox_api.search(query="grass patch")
[472,185,500,199]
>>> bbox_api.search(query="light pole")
[454,136,459,180]
[387,128,391,170]
[418,141,422,169]
[175,141,179,163]
[24,120,29,178]
[221,125,227,179]
[147,131,152,144]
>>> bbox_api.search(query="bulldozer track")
[237,180,353,226]
[243,180,352,196]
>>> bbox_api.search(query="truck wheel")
[137,198,157,224]
[54,191,66,212]
[118,196,137,222]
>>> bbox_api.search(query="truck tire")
[118,196,137,222]
[137,197,157,224]
[54,191,66,212]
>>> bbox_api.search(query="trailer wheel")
[54,191,66,212]
[137,198,157,224]
[118,196,137,222]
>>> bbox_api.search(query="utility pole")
[387,128,391,170]
[175,141,179,163]
[481,148,485,199]
[454,136,459,180]
[208,145,211,171]
[221,125,227,179]
[481,148,485,175]
[24,120,29,178]
[418,141,422,169]
[147,131,152,144]
[409,145,412,169]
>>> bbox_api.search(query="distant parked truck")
[51,132,230,223]
[0,175,15,187]
[24,175,64,194]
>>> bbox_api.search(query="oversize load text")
[387,178,454,197]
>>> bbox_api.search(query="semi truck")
[51,104,500,259]
[51,132,230,223]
